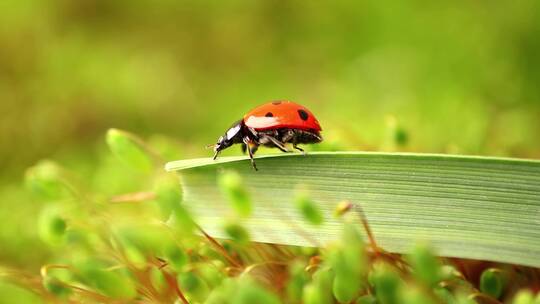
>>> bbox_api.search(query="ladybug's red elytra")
[211,100,323,170]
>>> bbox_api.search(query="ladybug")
[210,100,323,170]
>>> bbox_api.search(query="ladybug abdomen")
[243,100,322,131]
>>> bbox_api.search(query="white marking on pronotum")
[226,124,241,140]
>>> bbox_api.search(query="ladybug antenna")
[205,144,216,149]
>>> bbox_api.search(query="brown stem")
[110,191,157,203]
[40,264,71,277]
[351,203,379,253]
[162,270,189,304]
[197,224,243,268]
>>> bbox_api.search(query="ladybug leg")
[293,144,306,155]
[247,147,258,171]
[242,141,259,156]
[243,137,258,171]
[281,129,295,143]
[260,135,289,153]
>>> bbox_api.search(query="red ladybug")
[211,100,323,170]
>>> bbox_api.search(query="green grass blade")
[166,152,540,267]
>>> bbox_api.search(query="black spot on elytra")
[298,109,309,121]
[272,101,282,105]
[265,112,273,117]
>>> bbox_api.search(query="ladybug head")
[212,121,243,159]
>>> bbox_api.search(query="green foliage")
[149,267,167,293]
[205,278,281,304]
[25,161,73,200]
[286,261,309,303]
[407,243,442,287]
[42,276,71,298]
[205,278,237,304]
[356,294,377,304]
[303,283,327,304]
[0,281,42,304]
[75,259,137,299]
[115,224,171,257]
[198,262,225,288]
[153,175,183,220]
[303,268,334,304]
[37,206,67,245]
[333,274,359,303]
[480,268,505,299]
[384,116,409,151]
[218,171,252,217]
[106,128,155,172]
[401,285,436,304]
[370,262,402,304]
[178,270,210,302]
[440,265,462,281]
[294,190,324,226]
[231,278,281,304]
[8,130,540,303]
[163,244,188,272]
[433,287,456,304]
[512,290,539,304]
[329,223,366,302]
[223,222,250,246]
[167,205,196,237]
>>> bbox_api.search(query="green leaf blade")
[166,152,540,267]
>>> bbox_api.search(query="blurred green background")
[1,0,540,273]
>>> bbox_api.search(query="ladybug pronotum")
[210,100,323,170]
